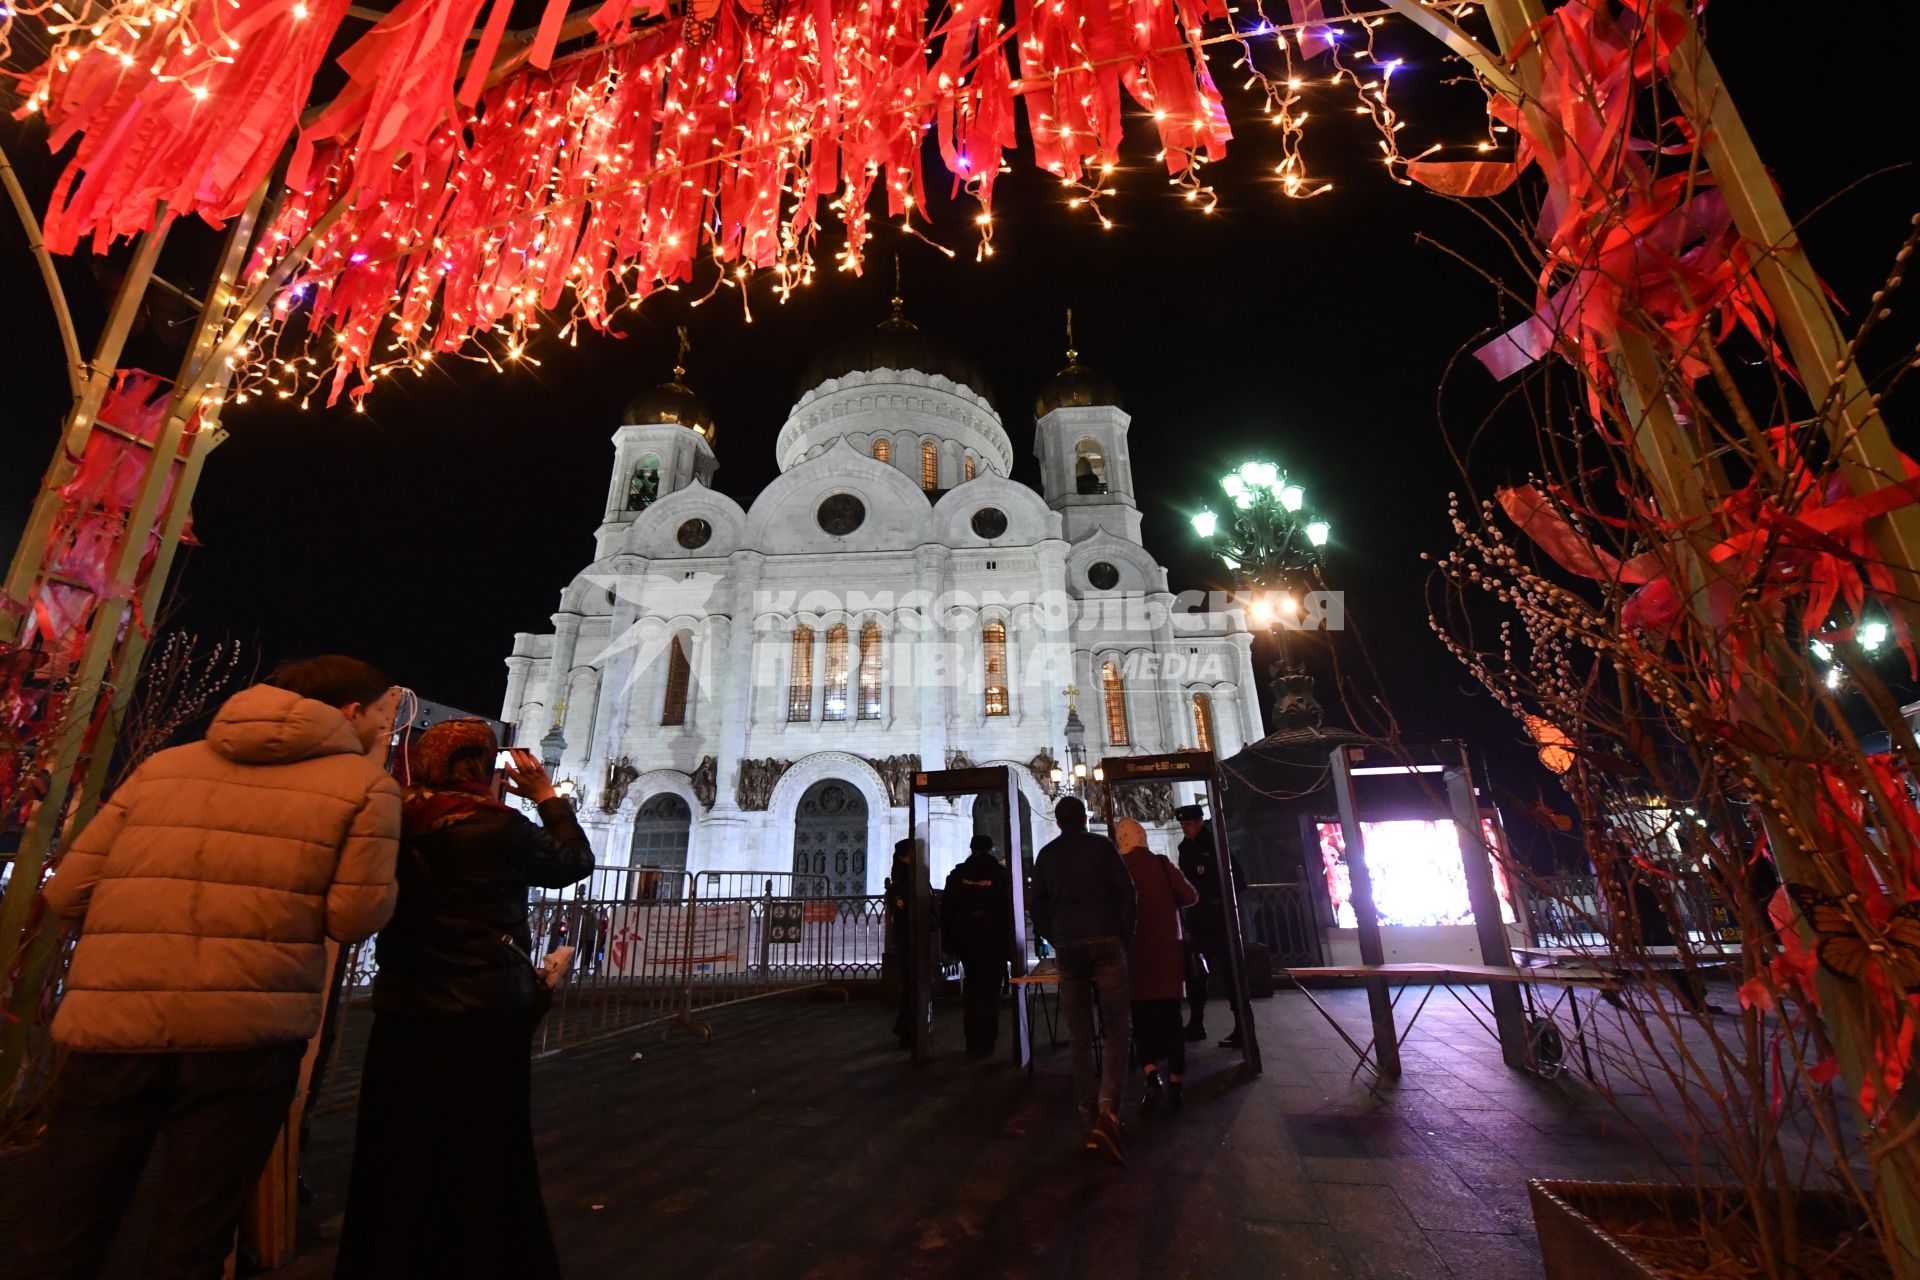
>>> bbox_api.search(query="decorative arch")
[767,750,895,894]
[616,768,703,818]
[619,479,748,558]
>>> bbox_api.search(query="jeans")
[22,1043,304,1280]
[1055,936,1131,1113]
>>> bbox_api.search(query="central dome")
[798,302,994,404]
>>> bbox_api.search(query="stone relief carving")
[1026,750,1059,795]
[863,754,921,808]
[735,757,791,811]
[690,756,717,810]
[1084,778,1175,825]
[601,756,640,815]
[945,749,974,771]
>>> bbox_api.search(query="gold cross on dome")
[1063,684,1080,712]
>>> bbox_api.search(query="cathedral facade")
[501,305,1262,897]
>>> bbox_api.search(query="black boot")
[1184,1020,1207,1042]
[1141,1067,1165,1113]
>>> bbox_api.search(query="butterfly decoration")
[1787,884,1920,992]
[682,0,779,45]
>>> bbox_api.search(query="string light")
[19,0,1460,405]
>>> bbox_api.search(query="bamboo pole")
[0,184,346,1102]
[0,217,171,649]
[0,141,83,398]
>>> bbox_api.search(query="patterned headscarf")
[1114,818,1150,854]
[399,718,507,835]
[404,718,498,787]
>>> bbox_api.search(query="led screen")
[1315,818,1516,929]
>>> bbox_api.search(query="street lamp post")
[1192,460,1333,732]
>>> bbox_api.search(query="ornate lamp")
[1191,459,1333,731]
[1062,686,1088,797]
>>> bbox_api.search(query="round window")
[817,493,866,536]
[1087,561,1121,591]
[970,506,1009,539]
[676,518,712,550]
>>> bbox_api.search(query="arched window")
[858,621,884,720]
[1102,660,1129,745]
[921,441,939,490]
[787,625,813,722]
[963,455,976,482]
[1193,691,1215,754]
[1074,439,1107,495]
[628,456,662,511]
[661,631,693,726]
[983,621,1010,717]
[823,624,850,721]
[872,438,892,464]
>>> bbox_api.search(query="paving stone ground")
[268,981,1688,1279]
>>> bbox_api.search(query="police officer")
[940,835,1014,1057]
[1175,803,1245,1048]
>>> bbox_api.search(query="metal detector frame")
[1099,750,1263,1077]
[907,766,1032,1067]
[1325,740,1527,1078]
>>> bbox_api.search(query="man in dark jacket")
[941,835,1013,1057]
[1032,797,1136,1164]
[1176,803,1246,1048]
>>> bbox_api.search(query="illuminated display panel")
[1315,819,1516,929]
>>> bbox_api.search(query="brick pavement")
[268,985,1674,1279]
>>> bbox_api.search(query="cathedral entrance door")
[792,780,868,898]
[630,793,692,898]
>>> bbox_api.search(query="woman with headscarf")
[1115,817,1199,1110]
[336,720,594,1279]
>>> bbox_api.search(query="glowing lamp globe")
[1221,474,1247,499]
[1280,484,1305,512]
[1306,520,1331,546]
[1191,510,1218,538]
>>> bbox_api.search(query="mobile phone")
[494,748,519,772]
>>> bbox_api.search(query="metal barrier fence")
[1517,872,1735,948]
[563,866,835,903]
[1238,882,1322,969]
[309,889,886,1113]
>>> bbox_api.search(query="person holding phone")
[335,720,592,1280]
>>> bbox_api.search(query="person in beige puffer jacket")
[23,655,403,1280]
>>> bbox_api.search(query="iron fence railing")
[1517,872,1737,948]
[310,890,886,1113]
[1238,882,1322,969]
[556,866,837,903]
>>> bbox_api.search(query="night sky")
[3,2,1917,819]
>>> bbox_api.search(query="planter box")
[1529,1179,1887,1279]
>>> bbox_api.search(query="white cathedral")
[500,301,1263,898]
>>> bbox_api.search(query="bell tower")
[1033,312,1141,545]
[598,327,720,556]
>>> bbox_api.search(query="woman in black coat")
[336,719,593,1279]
